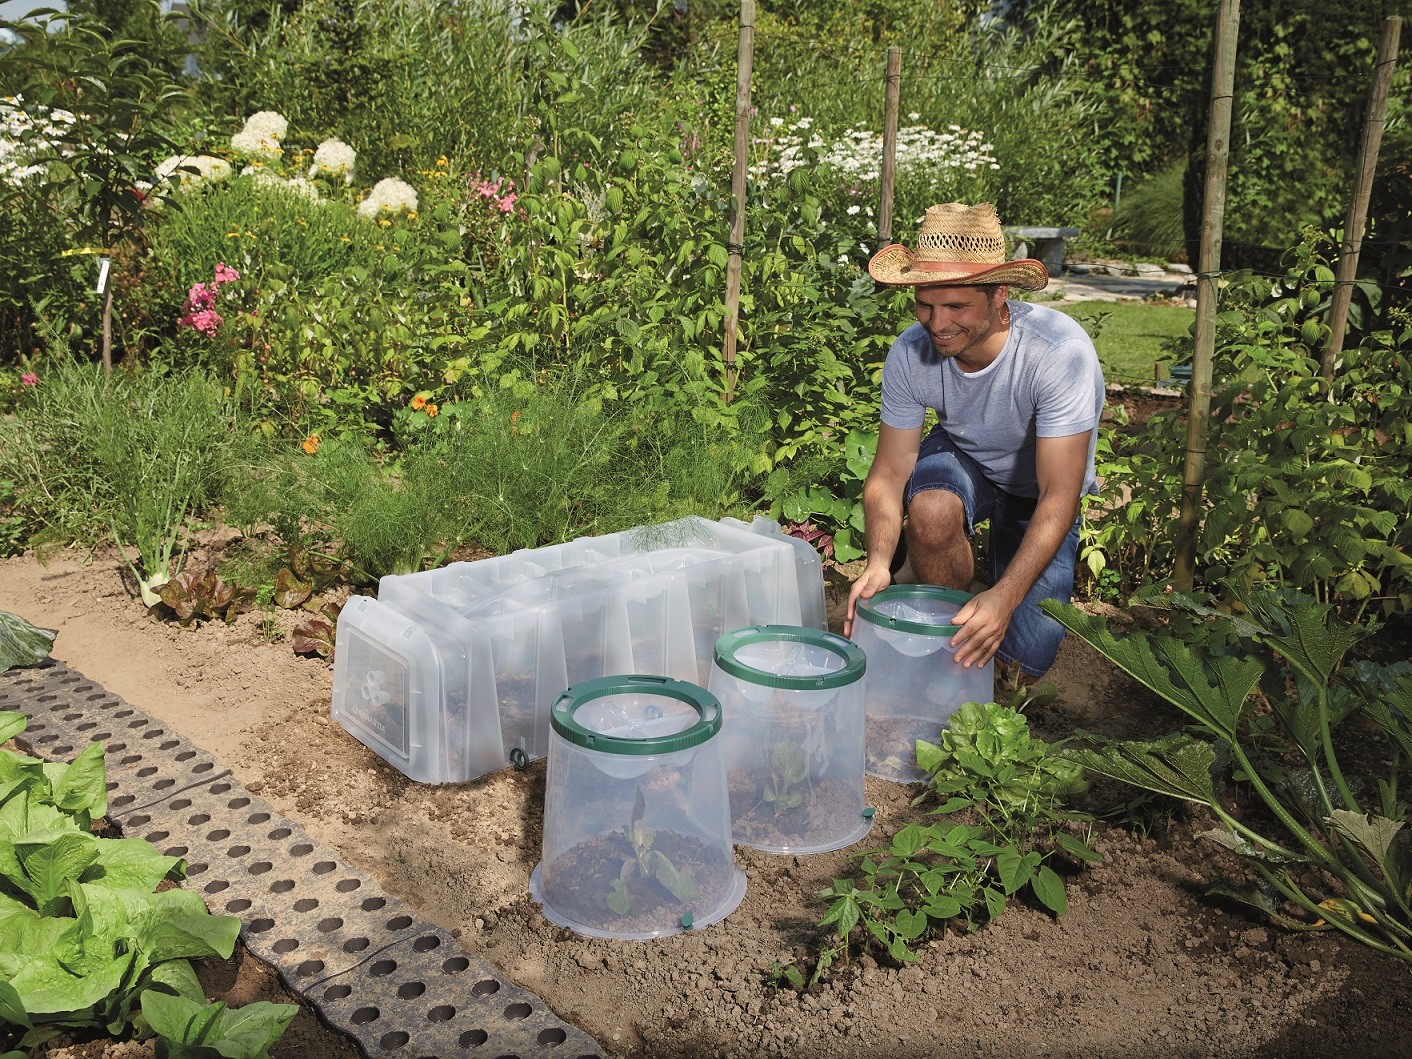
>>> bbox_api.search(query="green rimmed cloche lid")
[550,674,720,757]
[853,584,973,636]
[713,625,865,690]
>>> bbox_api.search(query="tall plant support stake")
[878,46,902,245]
[721,0,755,405]
[1321,16,1401,384]
[1173,0,1240,591]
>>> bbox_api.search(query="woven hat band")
[915,259,1007,272]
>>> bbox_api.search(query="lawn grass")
[1052,300,1195,387]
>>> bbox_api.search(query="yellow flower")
[378,218,392,228]
[410,394,427,410]
[407,210,418,220]
[301,434,321,455]
[425,403,439,417]
[437,155,449,168]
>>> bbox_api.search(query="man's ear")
[994,284,1010,305]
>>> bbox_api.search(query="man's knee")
[907,488,967,546]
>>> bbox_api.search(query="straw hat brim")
[868,244,1050,291]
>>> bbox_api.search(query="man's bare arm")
[843,423,923,636]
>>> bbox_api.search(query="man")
[843,202,1105,684]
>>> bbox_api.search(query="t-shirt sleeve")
[1032,339,1104,437]
[879,325,929,430]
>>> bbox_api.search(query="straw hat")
[868,202,1049,291]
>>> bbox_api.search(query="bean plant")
[1045,583,1412,963]
[809,702,1098,978]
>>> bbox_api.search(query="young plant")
[814,702,1099,971]
[1043,583,1412,963]
[606,788,695,916]
[762,740,809,816]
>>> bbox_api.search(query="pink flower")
[20,372,39,387]
[178,307,224,336]
[213,262,240,285]
[496,194,516,213]
[186,282,216,311]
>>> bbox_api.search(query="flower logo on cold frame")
[301,434,320,455]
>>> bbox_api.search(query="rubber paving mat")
[0,659,605,1059]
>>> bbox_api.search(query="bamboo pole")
[878,46,902,245]
[1173,0,1240,591]
[721,0,755,405]
[1321,16,1401,383]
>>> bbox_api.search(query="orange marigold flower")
[301,434,321,455]
[425,403,439,417]
[410,394,427,410]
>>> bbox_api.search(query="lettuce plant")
[0,712,293,1052]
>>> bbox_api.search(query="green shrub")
[1082,234,1412,617]
[147,177,388,293]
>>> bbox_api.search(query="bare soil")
[3,540,1410,1059]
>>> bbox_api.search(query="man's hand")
[948,586,1021,670]
[843,563,894,638]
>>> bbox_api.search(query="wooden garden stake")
[721,0,755,405]
[878,46,902,245]
[1174,0,1240,592]
[1322,15,1401,384]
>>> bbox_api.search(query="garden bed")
[2,544,1410,1059]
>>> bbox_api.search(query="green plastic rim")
[713,625,865,690]
[550,674,721,757]
[853,584,973,636]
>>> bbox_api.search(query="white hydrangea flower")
[358,177,419,217]
[310,137,356,182]
[154,154,232,189]
[242,165,284,189]
[231,110,287,159]
[283,175,322,201]
[244,110,287,141]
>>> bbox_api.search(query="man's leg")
[902,429,996,591]
[907,490,974,589]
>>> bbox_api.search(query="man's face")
[913,285,1007,361]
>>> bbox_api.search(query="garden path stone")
[0,658,605,1059]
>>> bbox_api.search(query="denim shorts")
[904,427,1080,677]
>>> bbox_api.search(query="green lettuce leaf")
[0,612,56,673]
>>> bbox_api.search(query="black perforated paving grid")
[0,660,604,1059]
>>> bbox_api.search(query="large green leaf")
[82,838,183,893]
[52,742,108,823]
[2,948,133,1017]
[1329,810,1404,870]
[1068,732,1220,805]
[14,831,100,916]
[0,712,27,746]
[1041,603,1262,739]
[0,612,56,673]
[1225,582,1365,686]
[126,889,241,963]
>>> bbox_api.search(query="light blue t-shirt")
[879,301,1105,498]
